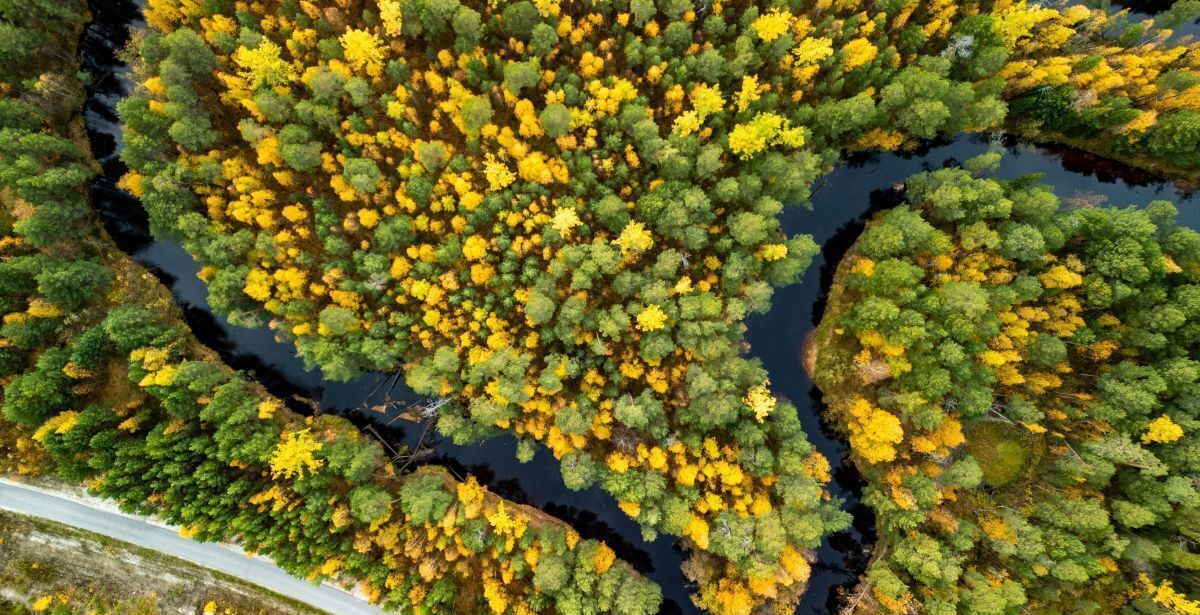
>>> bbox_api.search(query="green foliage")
[503,59,539,94]
[0,9,660,613]
[343,158,382,193]
[348,485,392,523]
[400,473,454,525]
[278,124,323,171]
[102,307,179,355]
[1147,110,1200,168]
[21,0,1200,611]
[3,348,70,427]
[816,158,1200,613]
[36,260,110,310]
[460,95,493,137]
[540,103,571,138]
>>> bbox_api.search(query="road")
[0,479,385,615]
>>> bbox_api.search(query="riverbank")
[71,0,1200,611]
[1009,125,1200,191]
[800,221,893,615]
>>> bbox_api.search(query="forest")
[0,0,1199,613]
[0,2,658,614]
[813,154,1200,613]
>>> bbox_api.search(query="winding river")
[80,1,1199,613]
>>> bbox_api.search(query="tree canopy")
[814,154,1200,614]
[0,3,658,614]
[116,0,1200,611]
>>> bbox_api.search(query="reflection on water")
[81,0,1198,613]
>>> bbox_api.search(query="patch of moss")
[965,423,1029,488]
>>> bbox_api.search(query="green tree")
[278,124,323,171]
[3,348,71,427]
[349,485,393,523]
[36,260,110,310]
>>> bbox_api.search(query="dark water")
[1069,0,1200,38]
[80,1,1199,614]
[1117,0,1200,39]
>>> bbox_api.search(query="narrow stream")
[80,1,1198,613]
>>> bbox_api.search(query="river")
[79,1,1198,613]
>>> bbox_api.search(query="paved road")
[0,480,384,615]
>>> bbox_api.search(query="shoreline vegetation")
[1007,125,1200,190]
[0,3,659,615]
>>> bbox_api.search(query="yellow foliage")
[482,577,508,614]
[736,75,763,112]
[31,411,79,443]
[701,579,755,615]
[690,83,724,117]
[269,428,324,480]
[636,304,668,332]
[751,11,792,42]
[842,38,879,70]
[981,517,1017,544]
[378,0,403,37]
[357,208,380,228]
[728,112,805,159]
[550,207,581,236]
[1153,579,1200,615]
[483,156,516,191]
[779,545,810,585]
[757,244,788,261]
[257,400,279,420]
[462,235,489,261]
[1143,415,1184,444]
[340,29,385,73]
[793,37,834,65]
[850,257,876,277]
[846,398,904,464]
[234,40,297,88]
[742,382,777,422]
[594,543,616,574]
[684,514,710,549]
[614,221,654,255]
[1040,264,1083,289]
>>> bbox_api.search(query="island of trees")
[812,154,1200,613]
[1,0,1199,613]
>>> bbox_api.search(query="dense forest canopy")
[0,2,660,614]
[813,154,1200,614]
[117,0,1200,612]
[1,0,1199,612]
